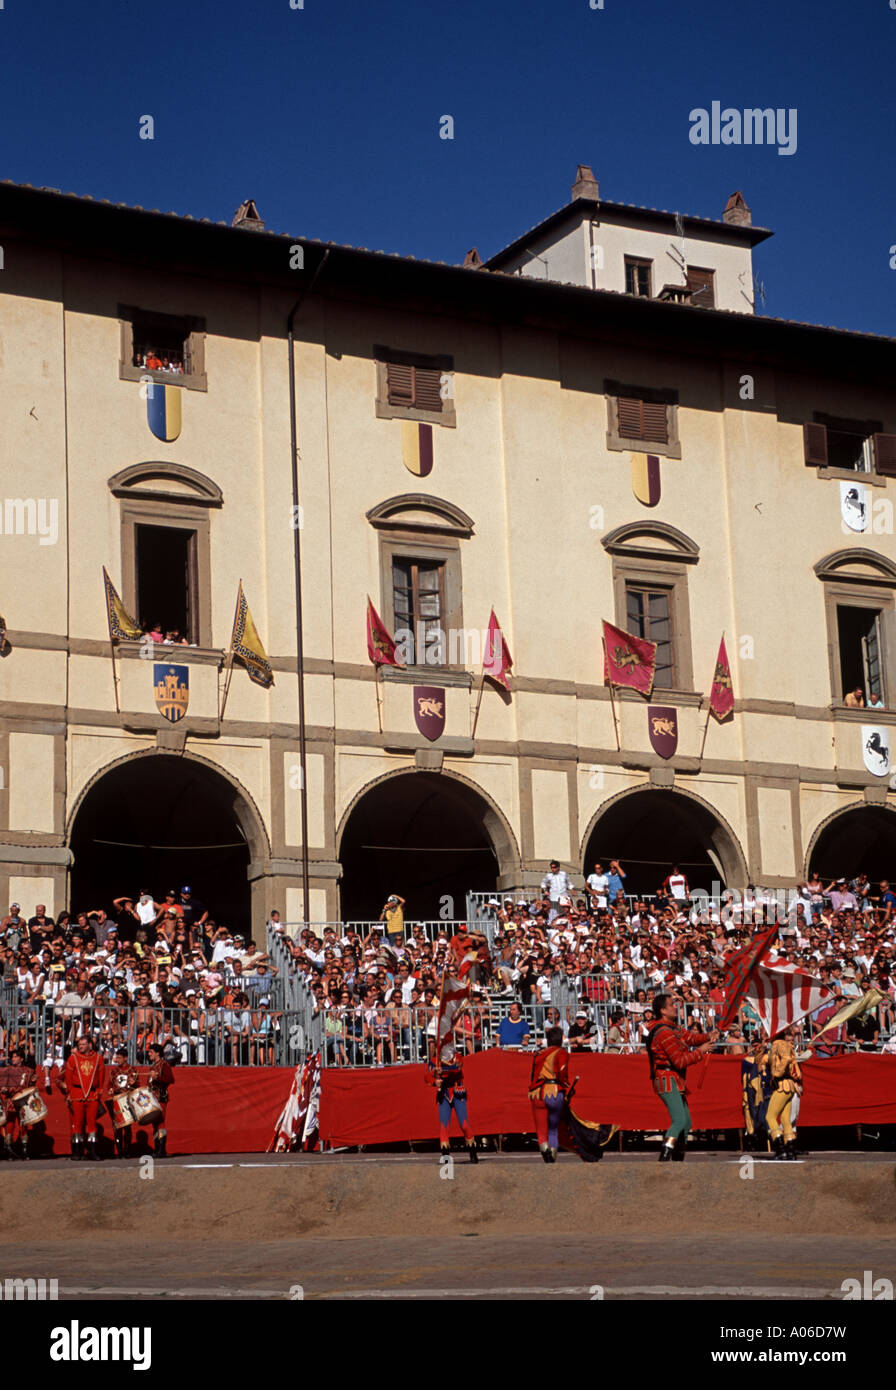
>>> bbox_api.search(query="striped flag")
[745,960,834,1037]
[718,921,779,1029]
[435,933,490,1066]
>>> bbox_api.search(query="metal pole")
[286,250,330,923]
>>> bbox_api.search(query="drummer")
[0,1047,39,1160]
[108,1047,139,1160]
[145,1043,175,1157]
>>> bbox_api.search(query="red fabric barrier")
[30,1068,295,1157]
[317,1053,896,1148]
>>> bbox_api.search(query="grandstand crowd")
[273,864,896,1066]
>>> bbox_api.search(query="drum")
[12,1087,48,1127]
[128,1087,162,1126]
[109,1091,137,1129]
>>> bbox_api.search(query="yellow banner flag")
[102,567,142,641]
[813,988,885,1039]
[230,581,274,688]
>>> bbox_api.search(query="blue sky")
[1,0,893,334]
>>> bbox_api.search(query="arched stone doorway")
[68,753,269,936]
[806,802,896,884]
[581,786,747,898]
[338,770,518,921]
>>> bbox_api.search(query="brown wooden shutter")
[803,422,828,467]
[387,362,414,406]
[617,397,644,439]
[872,432,896,476]
[412,366,443,412]
[641,401,669,444]
[685,268,715,308]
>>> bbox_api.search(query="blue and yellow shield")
[146,382,182,442]
[153,664,189,723]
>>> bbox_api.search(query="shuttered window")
[386,362,444,413]
[685,267,715,308]
[804,420,896,474]
[617,396,669,445]
[873,433,896,477]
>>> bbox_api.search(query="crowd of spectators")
[0,887,282,1071]
[274,866,896,1066]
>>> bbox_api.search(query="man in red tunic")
[528,1025,570,1163]
[645,993,716,1162]
[0,1049,39,1160]
[60,1035,106,1161]
[146,1043,175,1157]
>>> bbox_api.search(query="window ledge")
[614,686,701,706]
[830,703,894,721]
[375,400,456,428]
[380,665,472,689]
[815,467,886,487]
[118,641,224,666]
[606,434,682,459]
[119,364,208,393]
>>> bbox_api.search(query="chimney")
[463,248,483,269]
[232,199,265,232]
[723,191,751,227]
[571,164,599,202]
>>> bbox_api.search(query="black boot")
[773,1133,786,1160]
[4,1135,19,1162]
[540,1144,555,1163]
[70,1135,84,1161]
[659,1142,675,1162]
[21,1133,31,1160]
[785,1138,798,1161]
[671,1140,686,1162]
[153,1131,163,1158]
[467,1141,478,1165]
[85,1135,99,1162]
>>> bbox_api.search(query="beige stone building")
[1,172,895,932]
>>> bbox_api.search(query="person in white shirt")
[541,861,572,921]
[663,866,690,901]
[135,892,158,927]
[586,861,610,910]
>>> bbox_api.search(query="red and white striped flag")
[746,960,833,1037]
[436,934,490,1066]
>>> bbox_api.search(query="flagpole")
[109,637,121,714]
[219,646,236,722]
[374,665,384,735]
[602,638,620,751]
[470,674,487,741]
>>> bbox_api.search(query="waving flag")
[746,960,834,1037]
[718,921,779,1029]
[812,989,885,1040]
[482,609,512,690]
[602,620,656,696]
[709,636,734,721]
[435,933,491,1066]
[230,581,274,688]
[366,598,404,668]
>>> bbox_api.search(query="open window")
[803,415,896,477]
[135,524,198,644]
[119,305,207,391]
[836,606,884,704]
[685,266,715,308]
[624,256,652,298]
[815,549,896,707]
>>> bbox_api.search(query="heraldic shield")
[413,685,445,742]
[154,664,189,723]
[862,724,891,778]
[647,705,678,759]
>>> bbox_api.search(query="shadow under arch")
[67,749,271,935]
[805,799,896,883]
[337,767,521,921]
[580,784,748,897]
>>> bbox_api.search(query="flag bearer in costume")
[0,1048,39,1160]
[146,1043,175,1157]
[740,1038,769,1152]
[760,1027,803,1160]
[428,929,490,1164]
[645,994,715,1162]
[529,1025,570,1163]
[60,1034,106,1161]
[109,1047,139,1159]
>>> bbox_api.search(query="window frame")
[685,266,716,308]
[377,531,464,671]
[610,552,695,693]
[120,500,213,648]
[624,256,653,298]
[374,345,456,427]
[119,305,208,392]
[624,582,676,689]
[822,581,895,710]
[605,379,681,459]
[805,413,896,483]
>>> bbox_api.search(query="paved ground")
[3,1152,892,1301]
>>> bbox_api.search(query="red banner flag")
[482,609,512,690]
[717,921,779,1030]
[366,599,404,668]
[709,636,734,721]
[602,620,657,696]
